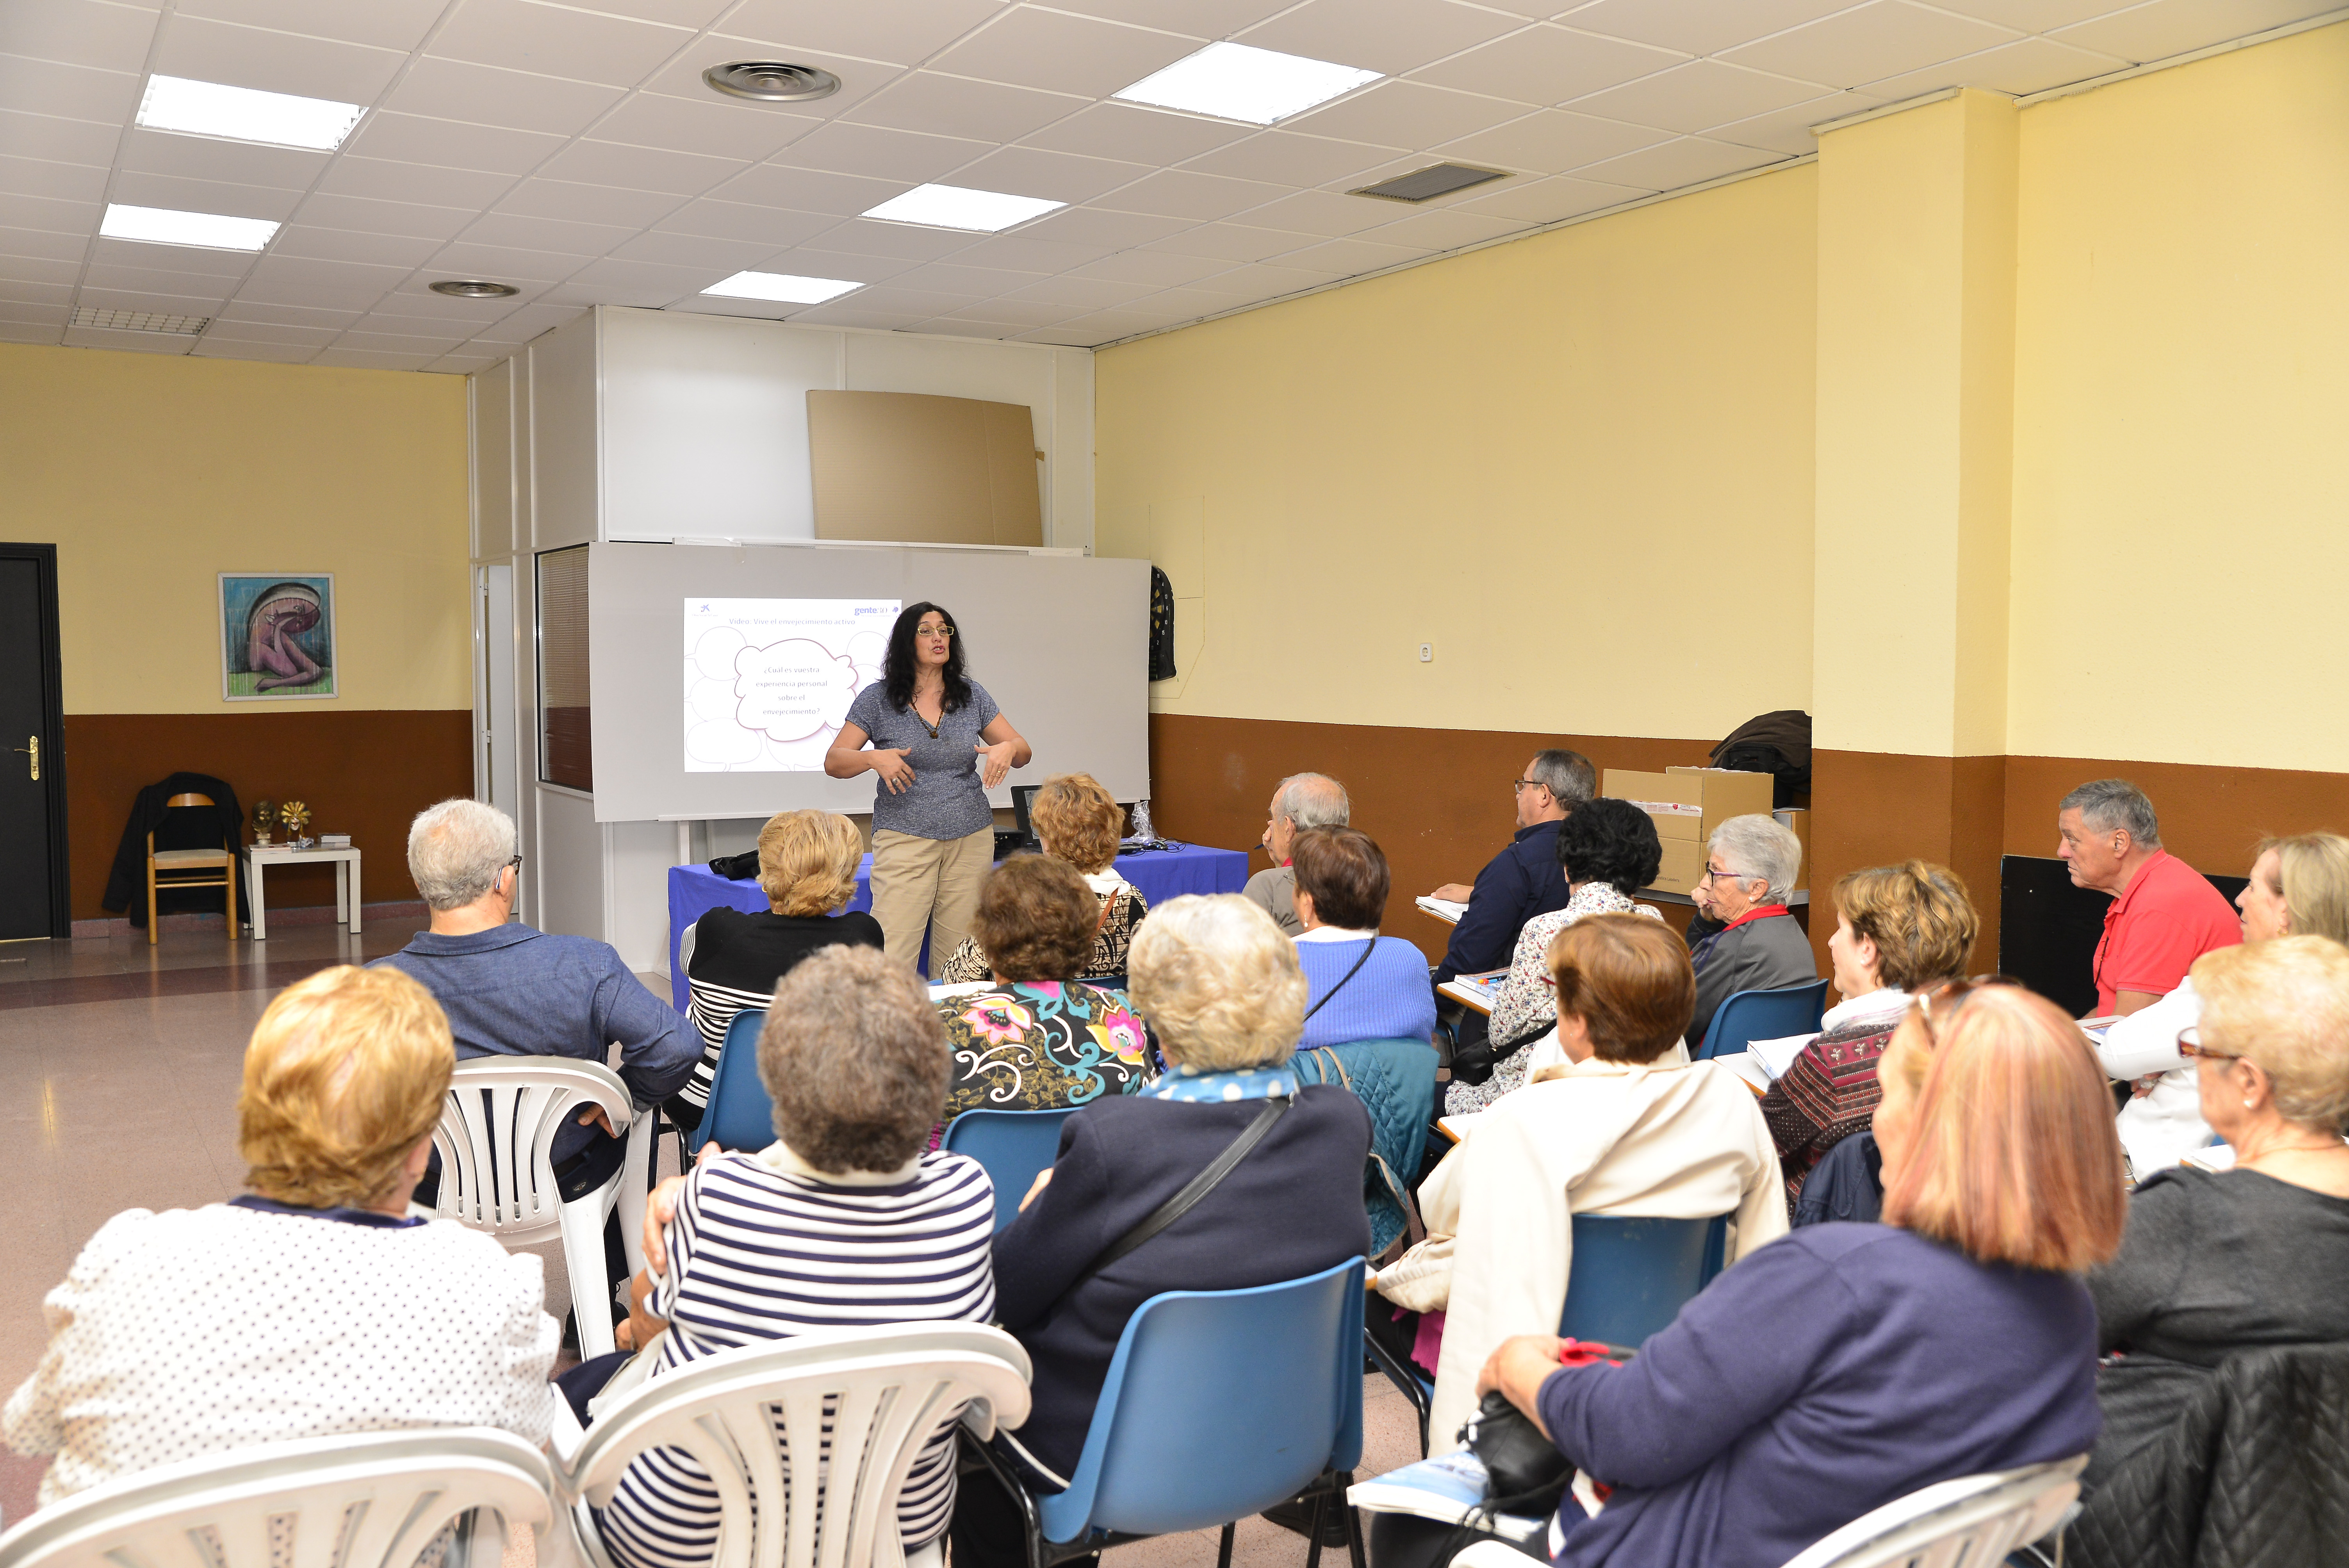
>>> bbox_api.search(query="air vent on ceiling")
[1349,163,1510,203]
[70,306,209,335]
[704,61,841,102]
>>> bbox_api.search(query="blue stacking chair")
[965,1256,1368,1568]
[1696,977,1830,1059]
[1366,1212,1731,1456]
[685,1009,772,1157]
[941,1107,1080,1232]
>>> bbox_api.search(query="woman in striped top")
[670,809,884,1130]
[578,944,996,1568]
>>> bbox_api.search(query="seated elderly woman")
[2085,935,2349,1490]
[2097,832,2349,1175]
[939,854,1151,1121]
[3,966,556,1507]
[1291,826,1438,1049]
[1686,813,1816,1048]
[1378,915,1786,1446]
[672,808,883,1130]
[936,772,1146,984]
[950,894,1372,1568]
[1450,799,1667,1115]
[1760,861,1977,1213]
[1463,979,2122,1568]
[589,944,996,1568]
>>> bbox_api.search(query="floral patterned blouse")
[932,875,1148,985]
[939,980,1153,1119]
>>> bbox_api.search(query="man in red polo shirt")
[2057,779,2241,1016]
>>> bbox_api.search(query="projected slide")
[684,598,897,772]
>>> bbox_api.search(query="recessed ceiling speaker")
[430,280,520,298]
[704,61,842,102]
[1349,163,1510,203]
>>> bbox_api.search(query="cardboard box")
[1602,766,1778,894]
[1652,837,1707,897]
[1775,807,1810,891]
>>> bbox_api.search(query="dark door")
[0,547,67,939]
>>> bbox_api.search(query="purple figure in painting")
[247,583,325,693]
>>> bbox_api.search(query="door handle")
[11,735,36,780]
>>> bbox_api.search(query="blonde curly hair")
[1128,894,1305,1071]
[758,809,864,916]
[238,965,454,1210]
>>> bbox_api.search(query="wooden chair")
[145,791,236,945]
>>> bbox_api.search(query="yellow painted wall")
[0,343,472,714]
[2007,21,2349,770]
[1096,164,1818,741]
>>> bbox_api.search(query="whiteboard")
[586,541,1150,823]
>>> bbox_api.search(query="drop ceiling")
[0,0,2332,373]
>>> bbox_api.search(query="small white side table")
[244,845,363,939]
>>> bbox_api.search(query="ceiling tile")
[562,255,716,303]
[1722,2,2021,91]
[465,300,587,340]
[1160,259,1340,299]
[1554,0,1871,57]
[1235,187,1402,236]
[191,337,317,361]
[2050,0,2338,64]
[370,291,544,328]
[1022,102,1253,164]
[1066,248,1237,285]
[918,298,1076,327]
[419,241,586,284]
[214,298,366,327]
[93,234,255,274]
[268,224,440,267]
[1355,203,1528,249]
[636,37,899,115]
[427,0,693,89]
[1573,135,1782,190]
[1411,25,1688,105]
[0,319,65,343]
[1138,220,1318,262]
[824,284,987,315]
[1567,59,1835,134]
[720,0,1007,64]
[150,16,408,102]
[770,121,993,184]
[1178,130,1399,187]
[340,111,570,176]
[1127,285,1253,317]
[0,277,74,306]
[428,355,503,372]
[0,107,124,167]
[945,231,1125,271]
[175,0,445,52]
[649,199,838,248]
[743,247,924,282]
[312,346,439,369]
[118,127,331,191]
[1452,171,1642,222]
[0,191,97,237]
[946,144,1157,205]
[338,327,476,354]
[109,170,301,221]
[291,190,479,241]
[458,210,640,258]
[494,178,683,228]
[78,283,237,315]
[660,294,795,321]
[202,318,341,345]
[317,157,516,210]
[1237,0,1527,77]
[1010,324,1112,345]
[548,0,739,27]
[0,0,160,73]
[1095,168,1295,221]
[81,262,240,300]
[848,71,1091,145]
[1002,270,1164,306]
[1271,233,1431,274]
[774,302,927,329]
[1041,0,1299,34]
[792,219,979,261]
[1285,80,1532,149]
[1708,88,1880,155]
[927,8,1199,97]
[64,323,197,353]
[383,57,627,138]
[0,253,82,284]
[536,139,749,197]
[867,260,1045,296]
[1861,34,2128,98]
[1433,108,1668,175]
[1018,205,1194,248]
[0,297,70,323]
[710,162,909,216]
[0,153,107,203]
[0,55,141,123]
[1929,0,2141,27]
[590,93,824,162]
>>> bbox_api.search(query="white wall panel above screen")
[587,540,1149,824]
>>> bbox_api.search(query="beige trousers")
[868,825,995,974]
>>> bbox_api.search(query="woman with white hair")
[949,894,1373,1568]
[1686,813,1816,1048]
[4,967,558,1507]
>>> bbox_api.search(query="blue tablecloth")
[666,843,1252,1010]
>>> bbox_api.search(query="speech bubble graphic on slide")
[686,717,762,766]
[733,637,861,743]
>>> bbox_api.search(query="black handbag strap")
[1302,938,1378,1023]
[1076,1094,1291,1281]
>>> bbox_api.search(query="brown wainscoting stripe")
[61,711,472,921]
[1807,752,2010,977]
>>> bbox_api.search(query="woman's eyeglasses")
[2177,1028,2240,1062]
[1910,974,2025,1044]
[915,623,954,639]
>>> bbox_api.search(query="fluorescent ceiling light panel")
[702,271,863,305]
[860,184,1065,233]
[100,203,279,251]
[1112,41,1380,126]
[137,75,366,152]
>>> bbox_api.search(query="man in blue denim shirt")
[373,799,695,1199]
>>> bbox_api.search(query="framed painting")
[220,573,337,700]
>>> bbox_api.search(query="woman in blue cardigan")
[1290,826,1437,1049]
[1470,980,2125,1568]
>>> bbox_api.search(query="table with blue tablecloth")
[665,843,1252,1010]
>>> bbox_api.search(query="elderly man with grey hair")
[373,798,695,1212]
[1431,748,1597,984]
[2056,778,2239,1017]
[1242,772,1351,937]
[1686,813,1817,1048]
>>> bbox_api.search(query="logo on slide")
[684,599,896,772]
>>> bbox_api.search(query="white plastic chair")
[547,1323,1034,1568]
[1777,1456,2086,1568]
[0,1428,554,1568]
[429,1057,655,1360]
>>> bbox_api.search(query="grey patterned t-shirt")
[844,678,1002,841]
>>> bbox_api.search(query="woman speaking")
[827,602,1030,969]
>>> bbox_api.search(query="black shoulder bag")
[1302,938,1378,1024]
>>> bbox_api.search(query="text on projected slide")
[684,598,897,772]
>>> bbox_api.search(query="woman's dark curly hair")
[1555,796,1663,894]
[882,601,972,713]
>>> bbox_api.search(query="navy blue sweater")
[1538,1225,2101,1568]
[1435,821,1571,982]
